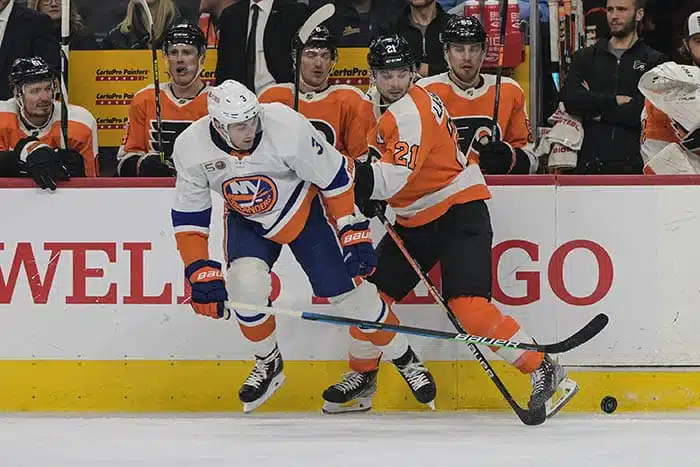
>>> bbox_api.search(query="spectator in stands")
[28,0,98,50]
[101,0,181,50]
[117,23,209,177]
[198,0,237,47]
[0,0,60,100]
[383,0,451,77]
[560,0,667,174]
[215,0,309,93]
[314,0,405,47]
[0,57,99,189]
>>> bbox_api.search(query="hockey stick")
[491,0,508,138]
[293,3,335,111]
[58,0,70,149]
[134,0,165,164]
[376,211,549,426]
[226,302,607,354]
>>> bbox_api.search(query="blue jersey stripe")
[171,208,212,229]
[322,158,350,192]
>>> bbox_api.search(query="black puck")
[601,396,617,413]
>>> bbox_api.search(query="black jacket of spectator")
[315,0,404,47]
[560,38,667,174]
[0,4,59,100]
[101,12,181,49]
[384,3,450,77]
[214,0,308,87]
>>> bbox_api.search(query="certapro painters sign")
[68,49,370,147]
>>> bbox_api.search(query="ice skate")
[392,346,436,409]
[529,354,578,416]
[322,369,378,414]
[239,344,285,413]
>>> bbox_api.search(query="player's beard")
[689,44,700,67]
[448,52,484,89]
[609,15,637,39]
[379,82,411,103]
[21,98,53,128]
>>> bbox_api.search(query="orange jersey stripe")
[269,186,318,244]
[174,231,209,267]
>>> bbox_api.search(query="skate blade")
[545,377,579,419]
[242,372,286,414]
[322,396,373,414]
[426,400,436,411]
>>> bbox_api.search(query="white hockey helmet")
[208,80,261,147]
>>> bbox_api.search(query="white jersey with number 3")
[171,103,355,266]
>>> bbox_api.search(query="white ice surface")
[2,412,699,467]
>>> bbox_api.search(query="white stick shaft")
[297,3,335,43]
[227,301,303,321]
[548,0,559,62]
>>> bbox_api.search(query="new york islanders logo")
[222,175,278,217]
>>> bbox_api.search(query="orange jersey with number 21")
[368,85,490,228]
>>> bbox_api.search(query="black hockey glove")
[55,149,86,177]
[358,199,387,219]
[353,157,386,218]
[138,154,176,177]
[16,138,70,190]
[476,140,516,174]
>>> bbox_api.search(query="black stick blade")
[542,314,609,354]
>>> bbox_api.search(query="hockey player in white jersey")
[639,11,700,174]
[170,80,436,413]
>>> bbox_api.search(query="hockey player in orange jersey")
[324,34,577,416]
[639,12,700,174]
[118,23,209,177]
[0,57,98,189]
[258,26,375,161]
[417,16,538,174]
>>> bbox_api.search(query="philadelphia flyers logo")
[451,116,502,154]
[149,120,193,157]
[222,175,278,217]
[309,119,336,146]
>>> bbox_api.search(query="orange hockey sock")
[448,296,543,373]
[237,315,277,357]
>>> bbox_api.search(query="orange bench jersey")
[368,85,490,228]
[258,84,375,160]
[640,99,698,162]
[417,73,533,158]
[0,99,98,177]
[118,84,209,167]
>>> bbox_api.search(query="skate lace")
[333,372,366,393]
[530,361,550,395]
[244,360,270,389]
[399,362,430,390]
